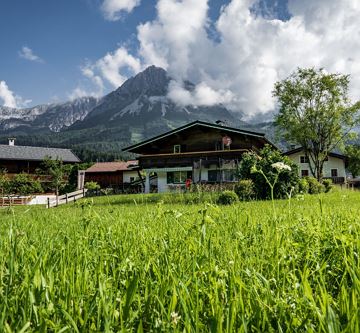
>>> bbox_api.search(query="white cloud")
[84,0,360,117]
[0,81,17,108]
[19,46,44,63]
[168,80,234,107]
[0,81,31,108]
[70,47,142,99]
[101,0,140,21]
[95,47,142,87]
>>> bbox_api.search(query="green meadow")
[1,190,360,332]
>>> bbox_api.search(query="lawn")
[0,190,360,332]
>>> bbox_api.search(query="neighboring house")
[0,139,80,175]
[284,147,347,184]
[84,160,140,190]
[123,120,277,193]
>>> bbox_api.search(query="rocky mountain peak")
[118,65,169,96]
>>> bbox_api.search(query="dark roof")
[123,120,277,152]
[86,160,138,173]
[284,147,346,160]
[0,144,80,162]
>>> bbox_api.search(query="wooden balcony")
[139,149,250,169]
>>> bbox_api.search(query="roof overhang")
[123,120,277,153]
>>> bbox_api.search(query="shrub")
[217,190,238,205]
[306,177,325,194]
[85,181,100,191]
[236,145,300,200]
[234,179,255,201]
[10,173,43,195]
[298,178,309,194]
[323,179,333,193]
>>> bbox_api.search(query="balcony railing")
[323,176,345,184]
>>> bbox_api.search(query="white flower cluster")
[271,162,291,172]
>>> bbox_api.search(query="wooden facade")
[85,171,124,188]
[84,161,140,191]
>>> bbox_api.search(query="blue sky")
[0,0,231,106]
[0,0,359,116]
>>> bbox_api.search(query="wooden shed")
[84,160,141,190]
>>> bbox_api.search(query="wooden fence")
[0,196,33,206]
[47,189,87,208]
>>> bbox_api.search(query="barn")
[84,160,141,191]
[0,139,80,175]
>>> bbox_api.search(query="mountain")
[0,66,252,161]
[69,66,244,136]
[0,97,98,133]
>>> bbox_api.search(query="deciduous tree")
[273,68,360,181]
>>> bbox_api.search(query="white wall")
[287,151,346,178]
[123,171,139,183]
[155,165,231,193]
[157,172,168,193]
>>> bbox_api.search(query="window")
[208,169,237,182]
[301,170,309,177]
[173,145,181,154]
[331,169,338,177]
[300,156,309,163]
[208,170,220,182]
[167,171,192,184]
[215,141,222,151]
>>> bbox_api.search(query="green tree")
[345,144,360,177]
[39,157,70,200]
[273,68,360,182]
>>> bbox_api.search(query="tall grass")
[0,190,359,332]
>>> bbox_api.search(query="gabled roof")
[123,120,276,152]
[86,160,138,173]
[284,147,346,160]
[0,144,80,162]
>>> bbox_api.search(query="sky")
[0,0,359,118]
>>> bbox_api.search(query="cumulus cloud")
[168,81,234,107]
[0,81,18,108]
[0,81,31,108]
[95,47,142,87]
[70,47,142,99]
[19,46,44,63]
[85,0,360,117]
[101,0,140,20]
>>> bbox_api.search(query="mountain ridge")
[0,66,267,161]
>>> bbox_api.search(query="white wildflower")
[271,162,291,172]
[171,312,181,325]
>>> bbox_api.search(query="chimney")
[8,138,16,146]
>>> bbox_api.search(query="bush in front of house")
[323,179,333,193]
[10,173,43,195]
[85,181,101,196]
[217,190,239,205]
[298,178,309,194]
[85,181,100,191]
[237,145,300,200]
[234,179,255,201]
[305,177,325,194]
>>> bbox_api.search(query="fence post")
[83,188,85,197]
[47,197,50,209]
[65,193,68,204]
